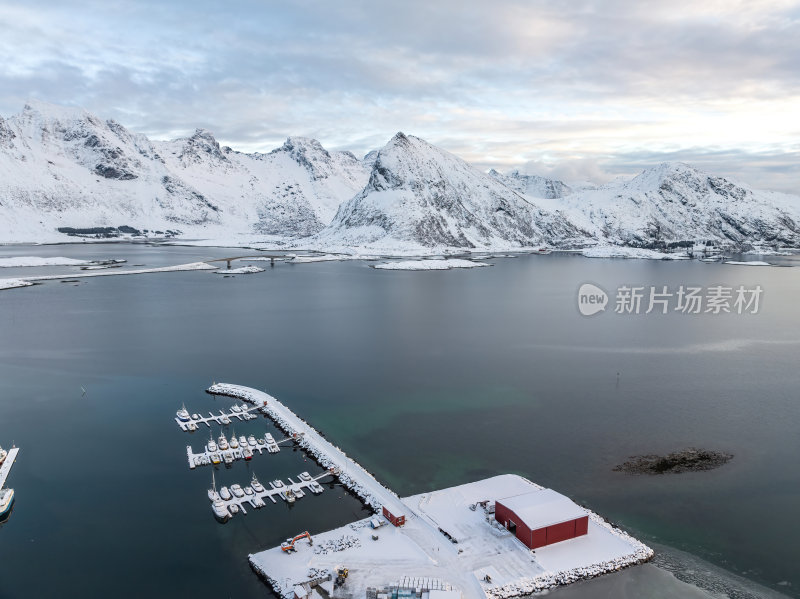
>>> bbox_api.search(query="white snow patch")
[581,246,690,260]
[373,259,487,270]
[0,278,34,290]
[724,261,772,266]
[0,256,91,267]
[214,265,265,274]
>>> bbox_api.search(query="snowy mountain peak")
[175,128,228,164]
[320,132,583,250]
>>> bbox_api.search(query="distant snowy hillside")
[553,162,800,247]
[0,101,798,252]
[157,133,368,236]
[0,101,367,242]
[316,133,585,251]
[489,169,572,199]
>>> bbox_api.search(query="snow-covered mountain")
[0,101,368,242]
[316,133,585,251]
[551,162,800,247]
[0,101,798,251]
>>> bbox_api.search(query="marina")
[206,384,653,599]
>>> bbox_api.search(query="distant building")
[495,488,588,549]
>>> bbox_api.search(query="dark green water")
[0,244,797,598]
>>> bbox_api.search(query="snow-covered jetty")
[207,383,408,516]
[208,384,653,599]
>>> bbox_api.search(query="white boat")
[309,482,324,494]
[208,471,220,501]
[210,453,221,465]
[271,479,284,488]
[211,499,229,521]
[253,496,266,508]
[244,486,254,496]
[247,435,257,447]
[231,484,245,498]
[176,404,191,421]
[191,413,200,420]
[0,488,14,517]
[218,434,229,451]
[229,435,239,449]
[535,247,552,255]
[223,452,234,465]
[265,433,275,444]
[257,437,265,445]
[186,422,198,431]
[281,489,296,504]
[207,435,218,453]
[240,435,248,447]
[229,503,239,515]
[251,476,265,493]
[242,447,253,461]
[231,405,241,413]
[299,471,312,481]
[220,486,232,501]
[0,445,6,466]
[219,415,231,425]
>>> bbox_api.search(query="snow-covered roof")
[497,488,586,530]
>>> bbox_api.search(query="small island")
[614,448,733,475]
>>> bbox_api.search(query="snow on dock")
[175,403,260,431]
[208,384,653,599]
[186,431,281,469]
[0,447,19,489]
[211,471,330,519]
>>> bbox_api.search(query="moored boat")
[220,486,232,501]
[0,488,14,517]
[176,404,190,421]
[212,499,230,522]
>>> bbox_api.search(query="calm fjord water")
[0,244,797,598]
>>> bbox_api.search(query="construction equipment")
[335,567,349,587]
[280,531,313,553]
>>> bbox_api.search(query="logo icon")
[578,283,608,316]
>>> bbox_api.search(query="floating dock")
[0,447,19,489]
[186,432,282,469]
[175,404,260,431]
[212,471,330,519]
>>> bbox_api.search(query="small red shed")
[495,488,588,550]
[382,505,406,527]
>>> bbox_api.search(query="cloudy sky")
[1,0,798,192]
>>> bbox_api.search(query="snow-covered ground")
[210,384,651,599]
[214,265,264,274]
[0,256,91,267]
[0,261,216,290]
[724,261,772,266]
[0,278,33,290]
[249,474,652,599]
[373,259,487,270]
[580,246,690,260]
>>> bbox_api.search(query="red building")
[495,488,589,550]
[382,505,406,527]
